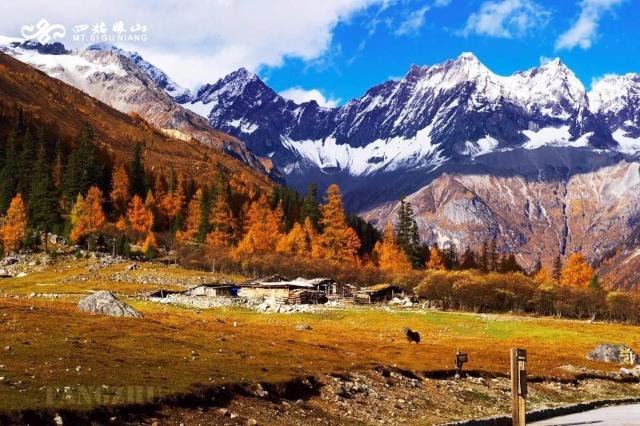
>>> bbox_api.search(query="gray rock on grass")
[587,344,639,365]
[78,291,143,318]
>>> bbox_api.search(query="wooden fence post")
[510,348,527,426]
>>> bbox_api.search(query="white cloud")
[555,0,625,51]
[279,86,340,108]
[461,0,550,38]
[434,0,452,6]
[395,6,429,36]
[0,0,385,89]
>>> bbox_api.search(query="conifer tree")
[17,130,37,199]
[63,125,102,200]
[276,222,310,254]
[552,254,563,282]
[479,240,489,272]
[460,246,478,269]
[0,132,18,213]
[129,142,146,197]
[318,184,360,263]
[1,194,27,253]
[301,183,321,229]
[396,198,421,267]
[29,145,61,251]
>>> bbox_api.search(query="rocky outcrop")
[78,291,143,318]
[587,344,639,365]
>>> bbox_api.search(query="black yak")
[403,328,420,344]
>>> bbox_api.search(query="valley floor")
[0,254,638,425]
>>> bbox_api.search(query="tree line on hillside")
[1,115,640,323]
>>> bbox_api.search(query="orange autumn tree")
[159,173,184,228]
[375,222,411,272]
[560,252,594,288]
[206,192,234,247]
[71,186,106,246]
[127,194,153,236]
[426,246,445,270]
[1,194,28,254]
[177,188,202,244]
[110,163,129,214]
[318,184,361,263]
[234,195,282,255]
[276,221,311,254]
[534,267,554,286]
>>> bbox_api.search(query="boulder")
[587,344,639,365]
[78,291,143,318]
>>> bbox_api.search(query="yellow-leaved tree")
[71,186,106,245]
[110,163,129,214]
[234,195,282,255]
[318,184,361,263]
[206,192,234,247]
[426,246,445,270]
[374,222,411,272]
[560,252,594,288]
[276,221,310,254]
[177,188,202,244]
[1,194,28,254]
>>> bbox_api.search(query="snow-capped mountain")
[0,37,278,180]
[188,53,628,202]
[86,43,193,103]
[589,73,640,153]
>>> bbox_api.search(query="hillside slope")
[0,51,274,192]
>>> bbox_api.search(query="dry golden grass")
[0,259,638,412]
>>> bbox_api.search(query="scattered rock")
[53,413,64,425]
[587,344,639,365]
[3,346,10,351]
[78,291,143,318]
[247,419,258,426]
[296,323,312,331]
[217,408,229,417]
[16,272,27,278]
[125,263,140,271]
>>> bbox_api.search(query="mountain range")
[2,37,640,283]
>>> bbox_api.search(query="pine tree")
[460,246,478,269]
[443,242,459,270]
[1,194,28,253]
[489,238,498,272]
[63,125,102,201]
[17,130,37,199]
[0,132,18,213]
[29,145,61,251]
[479,240,489,272]
[301,183,321,229]
[552,254,563,282]
[129,142,146,197]
[318,184,360,263]
[396,198,421,268]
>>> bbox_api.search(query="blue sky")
[1,0,638,107]
[264,0,639,106]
